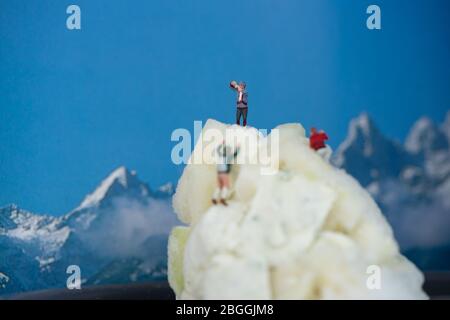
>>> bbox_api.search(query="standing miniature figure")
[229,80,248,126]
[309,127,332,162]
[212,142,240,206]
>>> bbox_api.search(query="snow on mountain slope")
[76,166,151,211]
[62,167,178,259]
[0,167,178,296]
[0,205,69,271]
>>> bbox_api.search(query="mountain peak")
[405,116,448,155]
[76,166,150,210]
[352,112,373,133]
[334,113,380,164]
[102,166,129,187]
[344,113,378,145]
[0,203,18,212]
[334,112,409,186]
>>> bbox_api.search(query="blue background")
[1,0,449,215]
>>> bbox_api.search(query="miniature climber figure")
[309,127,332,162]
[229,80,248,126]
[212,142,240,206]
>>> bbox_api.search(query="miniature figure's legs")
[236,108,242,125]
[212,173,226,204]
[212,173,227,205]
[218,173,231,205]
[241,107,248,126]
[236,108,248,126]
[317,145,332,162]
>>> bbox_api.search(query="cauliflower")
[168,119,427,299]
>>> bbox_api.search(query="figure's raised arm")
[229,80,238,91]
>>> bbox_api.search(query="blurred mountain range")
[0,167,178,295]
[334,111,450,270]
[1,111,449,296]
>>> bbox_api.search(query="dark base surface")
[422,272,450,299]
[6,272,450,300]
[8,281,175,300]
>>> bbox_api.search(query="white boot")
[220,187,229,205]
[212,188,221,204]
[317,145,332,162]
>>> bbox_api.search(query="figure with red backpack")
[309,127,332,162]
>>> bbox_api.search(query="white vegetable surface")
[168,119,427,299]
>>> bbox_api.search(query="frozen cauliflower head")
[168,119,427,300]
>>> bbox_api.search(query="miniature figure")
[212,142,240,206]
[230,80,248,126]
[309,127,332,161]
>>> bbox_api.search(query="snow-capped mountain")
[334,113,417,186]
[334,111,450,270]
[0,167,178,296]
[74,166,152,212]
